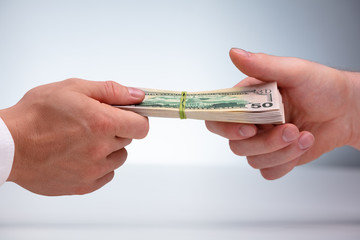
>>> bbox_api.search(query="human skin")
[206,48,360,180]
[0,78,149,196]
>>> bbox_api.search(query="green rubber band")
[179,91,187,119]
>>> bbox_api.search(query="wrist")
[344,71,360,149]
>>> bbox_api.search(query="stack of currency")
[116,82,285,124]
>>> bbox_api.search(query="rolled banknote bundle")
[116,82,285,124]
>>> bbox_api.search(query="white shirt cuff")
[0,117,15,185]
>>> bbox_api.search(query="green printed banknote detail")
[139,89,272,110]
[116,82,285,124]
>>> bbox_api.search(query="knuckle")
[74,186,91,195]
[115,158,127,169]
[74,184,97,195]
[23,85,50,103]
[63,78,83,87]
[119,148,128,163]
[104,80,122,98]
[103,171,115,184]
[65,77,80,83]
[123,138,132,147]
[81,165,105,182]
[24,87,39,99]
[229,140,245,156]
[247,156,261,169]
[205,121,216,133]
[136,117,150,139]
[260,169,278,181]
[111,148,128,168]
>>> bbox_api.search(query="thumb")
[229,48,317,87]
[72,79,145,105]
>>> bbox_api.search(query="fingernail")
[282,126,299,143]
[239,125,256,137]
[298,133,314,150]
[128,87,145,99]
[232,48,251,57]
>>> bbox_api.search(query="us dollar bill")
[116,82,285,124]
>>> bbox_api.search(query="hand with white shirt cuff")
[0,78,149,196]
[0,117,15,186]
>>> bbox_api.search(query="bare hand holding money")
[117,48,360,181]
[0,79,149,196]
[206,48,360,180]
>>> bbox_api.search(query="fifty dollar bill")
[116,82,285,124]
